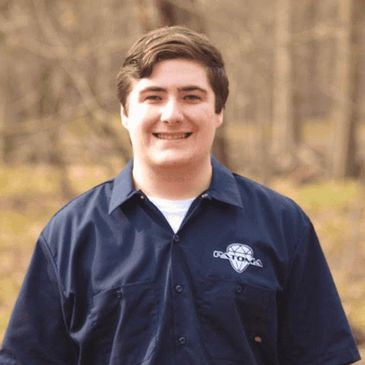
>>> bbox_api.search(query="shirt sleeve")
[0,235,78,365]
[278,220,361,365]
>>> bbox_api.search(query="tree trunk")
[330,0,358,178]
[0,51,14,164]
[272,0,296,171]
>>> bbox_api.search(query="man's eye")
[184,95,201,101]
[145,95,162,101]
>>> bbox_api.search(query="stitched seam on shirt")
[0,351,20,365]
[282,346,361,365]
[47,179,113,221]
[283,216,310,289]
[38,234,74,337]
[316,342,361,364]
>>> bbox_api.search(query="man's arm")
[0,236,78,365]
[278,221,361,365]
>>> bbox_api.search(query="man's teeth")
[153,133,192,140]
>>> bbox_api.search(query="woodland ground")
[0,162,364,361]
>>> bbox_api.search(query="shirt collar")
[108,160,138,214]
[108,157,244,214]
[208,157,244,208]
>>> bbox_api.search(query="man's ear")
[120,105,129,129]
[216,109,224,128]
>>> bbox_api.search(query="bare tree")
[271,0,297,171]
[1,0,364,180]
[0,0,133,169]
[0,51,13,163]
[330,0,358,178]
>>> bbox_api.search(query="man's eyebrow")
[140,86,166,93]
[139,85,208,94]
[178,86,207,93]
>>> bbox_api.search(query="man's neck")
[132,159,212,200]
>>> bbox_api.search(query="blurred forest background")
[0,0,364,359]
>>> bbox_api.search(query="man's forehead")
[136,85,208,94]
[130,60,211,93]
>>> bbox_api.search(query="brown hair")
[116,26,229,114]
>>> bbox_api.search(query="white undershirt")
[148,196,195,233]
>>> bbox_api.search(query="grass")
[0,162,364,360]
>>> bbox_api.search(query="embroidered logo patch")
[213,243,263,273]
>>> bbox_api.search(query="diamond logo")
[213,243,263,273]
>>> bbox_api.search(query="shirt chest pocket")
[81,282,158,365]
[198,279,276,364]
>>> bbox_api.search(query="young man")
[0,26,361,365]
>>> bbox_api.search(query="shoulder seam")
[49,179,114,219]
[39,233,74,335]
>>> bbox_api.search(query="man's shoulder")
[42,178,114,237]
[232,172,308,221]
[232,172,290,202]
[228,172,313,249]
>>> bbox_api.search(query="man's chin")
[150,156,193,170]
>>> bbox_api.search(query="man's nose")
[160,99,182,124]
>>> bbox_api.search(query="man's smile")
[152,132,193,140]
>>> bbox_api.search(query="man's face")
[121,59,223,171]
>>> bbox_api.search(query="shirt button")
[254,336,262,343]
[235,285,243,294]
[175,284,184,293]
[115,290,123,298]
[173,234,180,242]
[201,193,209,198]
[178,336,186,345]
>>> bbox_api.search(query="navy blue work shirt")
[0,158,361,365]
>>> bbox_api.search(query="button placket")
[170,232,191,352]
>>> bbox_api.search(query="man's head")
[116,26,229,114]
